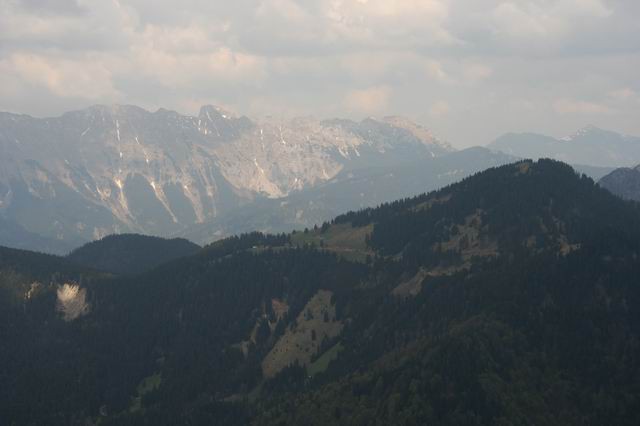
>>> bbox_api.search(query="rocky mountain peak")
[197,105,254,141]
[381,115,452,150]
[198,105,234,119]
[0,104,451,249]
[560,125,612,142]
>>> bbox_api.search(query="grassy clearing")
[307,343,344,377]
[391,269,429,298]
[261,290,343,378]
[291,223,374,262]
[438,211,498,262]
[129,372,162,413]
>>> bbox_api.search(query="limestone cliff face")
[0,105,451,246]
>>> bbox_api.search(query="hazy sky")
[1,0,639,148]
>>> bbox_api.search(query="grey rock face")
[178,147,518,245]
[0,105,451,250]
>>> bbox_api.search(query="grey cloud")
[0,0,639,148]
[17,0,85,16]
[0,1,131,52]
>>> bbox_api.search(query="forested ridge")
[2,159,640,425]
[66,234,201,275]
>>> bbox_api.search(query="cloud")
[553,98,613,115]
[228,0,458,57]
[447,0,626,56]
[1,53,118,99]
[129,42,266,90]
[0,0,133,51]
[463,63,492,84]
[425,60,454,84]
[0,0,638,146]
[18,0,86,16]
[429,101,451,118]
[608,88,638,102]
[491,2,566,39]
[344,86,392,114]
[490,0,612,40]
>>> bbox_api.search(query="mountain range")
[488,125,640,167]
[2,105,630,254]
[178,147,517,244]
[2,160,640,425]
[0,105,451,253]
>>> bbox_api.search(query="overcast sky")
[1,0,639,148]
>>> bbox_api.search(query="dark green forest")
[66,234,201,275]
[2,159,640,425]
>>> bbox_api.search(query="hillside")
[2,160,640,425]
[178,147,516,244]
[0,245,105,419]
[67,234,201,275]
[599,165,640,201]
[0,216,76,255]
[0,245,100,302]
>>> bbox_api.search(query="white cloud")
[429,100,451,118]
[463,63,492,84]
[492,2,566,39]
[608,88,637,102]
[128,43,266,89]
[326,0,456,47]
[0,0,638,146]
[425,60,454,84]
[1,53,119,99]
[0,0,134,50]
[344,86,392,114]
[554,0,612,19]
[340,53,395,79]
[553,98,612,115]
[491,0,612,39]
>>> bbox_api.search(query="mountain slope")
[0,216,76,255]
[599,165,640,201]
[0,245,105,419]
[255,159,640,425]
[67,234,201,275]
[489,126,640,167]
[3,160,640,425]
[179,147,516,244]
[179,148,614,246]
[0,106,451,248]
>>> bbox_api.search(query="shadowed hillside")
[599,165,640,201]
[67,234,201,275]
[2,160,640,425]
